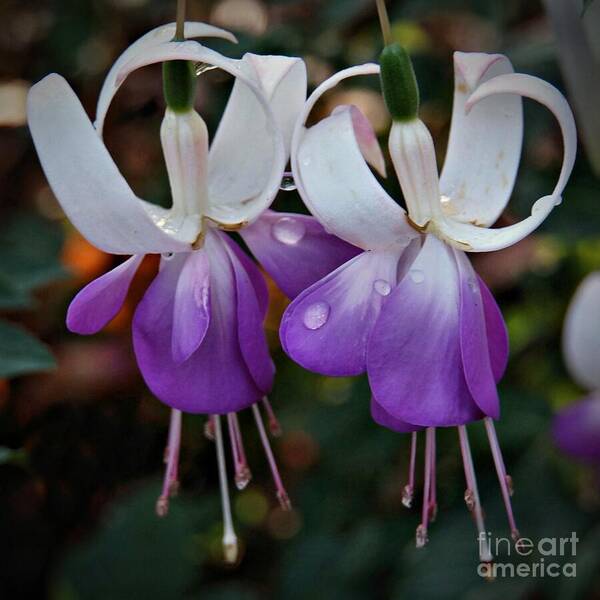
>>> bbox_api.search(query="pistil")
[214,414,238,564]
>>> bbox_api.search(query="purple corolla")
[283,50,577,560]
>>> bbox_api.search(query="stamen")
[227,413,252,490]
[252,403,291,511]
[214,414,238,564]
[156,409,182,517]
[402,431,418,508]
[428,428,438,522]
[416,427,434,548]
[262,397,282,437]
[484,417,520,542]
[204,415,215,441]
[458,426,493,563]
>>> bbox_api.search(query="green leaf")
[0,213,66,302]
[0,320,56,378]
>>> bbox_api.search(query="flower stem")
[375,0,393,46]
[175,0,186,40]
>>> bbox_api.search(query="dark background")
[1,0,599,598]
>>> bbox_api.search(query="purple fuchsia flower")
[26,21,356,562]
[283,47,577,560]
[553,272,600,467]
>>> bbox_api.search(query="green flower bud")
[379,43,419,121]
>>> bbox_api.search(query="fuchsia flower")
[27,22,356,562]
[553,272,600,466]
[283,50,577,559]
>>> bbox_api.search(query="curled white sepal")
[27,74,190,254]
[95,21,237,136]
[435,72,576,252]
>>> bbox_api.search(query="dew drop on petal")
[279,173,297,191]
[272,217,306,245]
[467,277,478,293]
[373,279,391,296]
[301,155,312,167]
[162,252,175,260]
[409,269,425,284]
[303,301,330,330]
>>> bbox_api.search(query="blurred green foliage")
[1,0,599,599]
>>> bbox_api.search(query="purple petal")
[455,251,500,419]
[224,234,269,319]
[171,251,211,364]
[221,233,274,394]
[478,275,509,382]
[366,235,483,427]
[371,398,424,433]
[553,394,600,463]
[280,248,403,376]
[132,232,262,414]
[240,210,360,299]
[66,254,144,334]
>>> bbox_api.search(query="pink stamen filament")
[458,425,493,563]
[262,397,282,437]
[252,403,291,510]
[416,427,434,548]
[227,412,252,490]
[484,417,520,542]
[428,428,438,522]
[214,414,238,564]
[156,409,182,517]
[402,431,418,508]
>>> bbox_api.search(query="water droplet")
[301,155,312,167]
[303,301,330,330]
[272,217,306,245]
[279,173,296,191]
[195,62,217,76]
[409,269,425,284]
[467,277,478,293]
[162,252,175,260]
[373,279,391,296]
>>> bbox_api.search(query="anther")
[262,397,283,437]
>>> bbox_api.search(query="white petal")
[27,74,189,255]
[332,104,386,177]
[439,53,522,227]
[160,108,209,222]
[435,72,577,252]
[563,271,600,391]
[241,54,307,154]
[116,42,287,226]
[291,65,416,251]
[207,54,305,222]
[95,21,237,136]
[388,118,440,227]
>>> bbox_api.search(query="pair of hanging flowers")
[27,4,576,566]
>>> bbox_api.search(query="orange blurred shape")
[263,269,289,334]
[324,89,390,134]
[62,231,112,281]
[280,430,320,471]
[0,379,9,410]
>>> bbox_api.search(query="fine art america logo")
[477,532,578,578]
